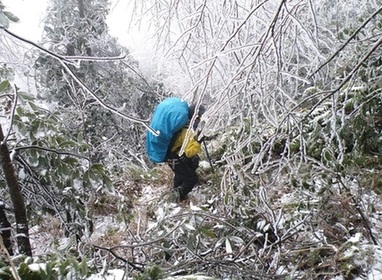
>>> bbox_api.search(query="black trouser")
[168,156,199,199]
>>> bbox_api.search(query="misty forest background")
[1,0,382,279]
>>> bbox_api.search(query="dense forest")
[1,0,382,279]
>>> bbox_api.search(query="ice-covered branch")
[1,26,159,136]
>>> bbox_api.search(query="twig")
[62,54,127,61]
[92,244,144,272]
[107,220,184,249]
[15,145,90,161]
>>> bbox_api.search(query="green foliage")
[134,265,163,280]
[84,163,113,191]
[0,80,10,92]
[283,83,382,173]
[0,257,91,280]
[13,92,88,180]
[0,82,114,240]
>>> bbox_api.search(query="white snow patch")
[87,269,127,280]
[348,232,362,243]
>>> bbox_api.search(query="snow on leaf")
[3,11,19,23]
[199,227,216,238]
[190,202,202,211]
[0,11,9,28]
[184,223,196,231]
[225,238,233,254]
[348,232,362,243]
[229,236,244,245]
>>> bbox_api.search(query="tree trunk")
[0,124,32,256]
[0,205,13,255]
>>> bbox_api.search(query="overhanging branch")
[0,26,159,136]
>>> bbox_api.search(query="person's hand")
[194,130,204,143]
[195,135,205,143]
